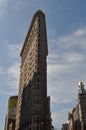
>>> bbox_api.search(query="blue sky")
[0,0,86,130]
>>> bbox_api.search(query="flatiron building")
[15,10,53,130]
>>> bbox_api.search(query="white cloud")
[48,27,86,56]
[47,26,86,127]
[52,108,69,129]
[0,44,20,94]
[7,62,20,90]
[7,44,21,60]
[58,27,86,50]
[0,90,14,96]
[1,44,21,91]
[6,44,21,89]
[74,28,86,36]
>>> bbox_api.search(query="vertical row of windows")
[34,98,42,105]
[36,16,43,109]
[19,116,45,130]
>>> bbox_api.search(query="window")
[36,110,40,115]
[37,93,40,96]
[29,119,32,124]
[37,71,40,75]
[38,38,40,42]
[38,59,41,64]
[37,85,40,90]
[33,127,35,130]
[36,127,39,130]
[37,78,40,82]
[38,33,40,37]
[37,99,40,104]
[39,18,41,23]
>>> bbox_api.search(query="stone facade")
[15,10,53,130]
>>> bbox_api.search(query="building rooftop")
[20,10,45,56]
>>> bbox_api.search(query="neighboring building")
[68,81,86,130]
[78,81,86,130]
[68,107,81,130]
[61,123,68,130]
[15,10,53,130]
[68,111,74,130]
[4,96,18,130]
